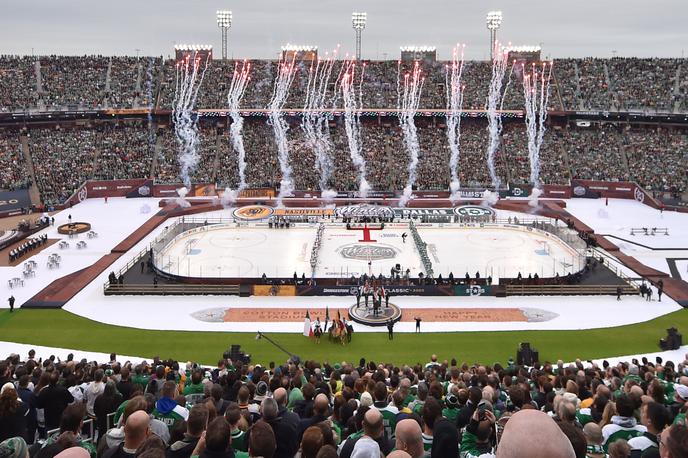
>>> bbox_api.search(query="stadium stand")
[0,55,685,205]
[0,350,687,457]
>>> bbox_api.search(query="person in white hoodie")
[84,369,106,418]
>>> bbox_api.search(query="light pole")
[352,12,367,61]
[486,11,503,60]
[216,10,232,60]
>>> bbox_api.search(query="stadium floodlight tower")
[216,10,232,60]
[486,10,503,60]
[352,12,367,61]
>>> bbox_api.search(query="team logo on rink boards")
[454,205,495,217]
[633,187,645,203]
[77,186,88,202]
[573,185,587,197]
[338,243,398,261]
[335,204,395,219]
[233,205,274,220]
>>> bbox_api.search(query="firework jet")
[173,53,208,189]
[338,58,370,198]
[445,44,466,204]
[268,55,297,206]
[485,42,512,194]
[397,60,424,207]
[522,61,552,199]
[302,48,338,201]
[223,60,251,204]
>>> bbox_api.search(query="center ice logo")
[338,243,398,261]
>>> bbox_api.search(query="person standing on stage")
[414,316,421,333]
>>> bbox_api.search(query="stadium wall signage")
[454,205,496,217]
[273,208,335,216]
[454,285,493,296]
[296,284,458,296]
[232,205,275,220]
[335,204,395,219]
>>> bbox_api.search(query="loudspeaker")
[516,342,539,366]
[659,327,682,351]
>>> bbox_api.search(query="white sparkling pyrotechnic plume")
[485,42,513,194]
[445,44,466,203]
[173,53,208,189]
[145,58,156,153]
[302,48,339,200]
[337,58,370,198]
[268,54,298,206]
[397,60,425,207]
[522,61,553,191]
[224,60,252,204]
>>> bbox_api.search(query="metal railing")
[586,247,643,289]
[505,284,639,296]
[104,283,240,295]
[45,418,95,444]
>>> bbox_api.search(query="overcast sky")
[2,0,687,60]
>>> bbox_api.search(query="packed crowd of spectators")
[607,58,682,112]
[621,128,688,194]
[154,128,218,185]
[0,130,31,190]
[566,126,631,183]
[1,56,686,112]
[1,349,688,457]
[39,56,108,110]
[28,128,97,206]
[0,56,37,111]
[1,119,685,201]
[94,124,152,181]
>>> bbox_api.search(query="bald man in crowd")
[497,410,576,458]
[340,408,392,458]
[103,410,150,458]
[296,393,330,442]
[395,419,424,458]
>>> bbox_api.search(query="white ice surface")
[159,225,316,278]
[157,223,582,281]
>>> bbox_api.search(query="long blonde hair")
[599,401,616,428]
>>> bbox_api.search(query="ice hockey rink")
[0,197,684,340]
[156,223,584,280]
